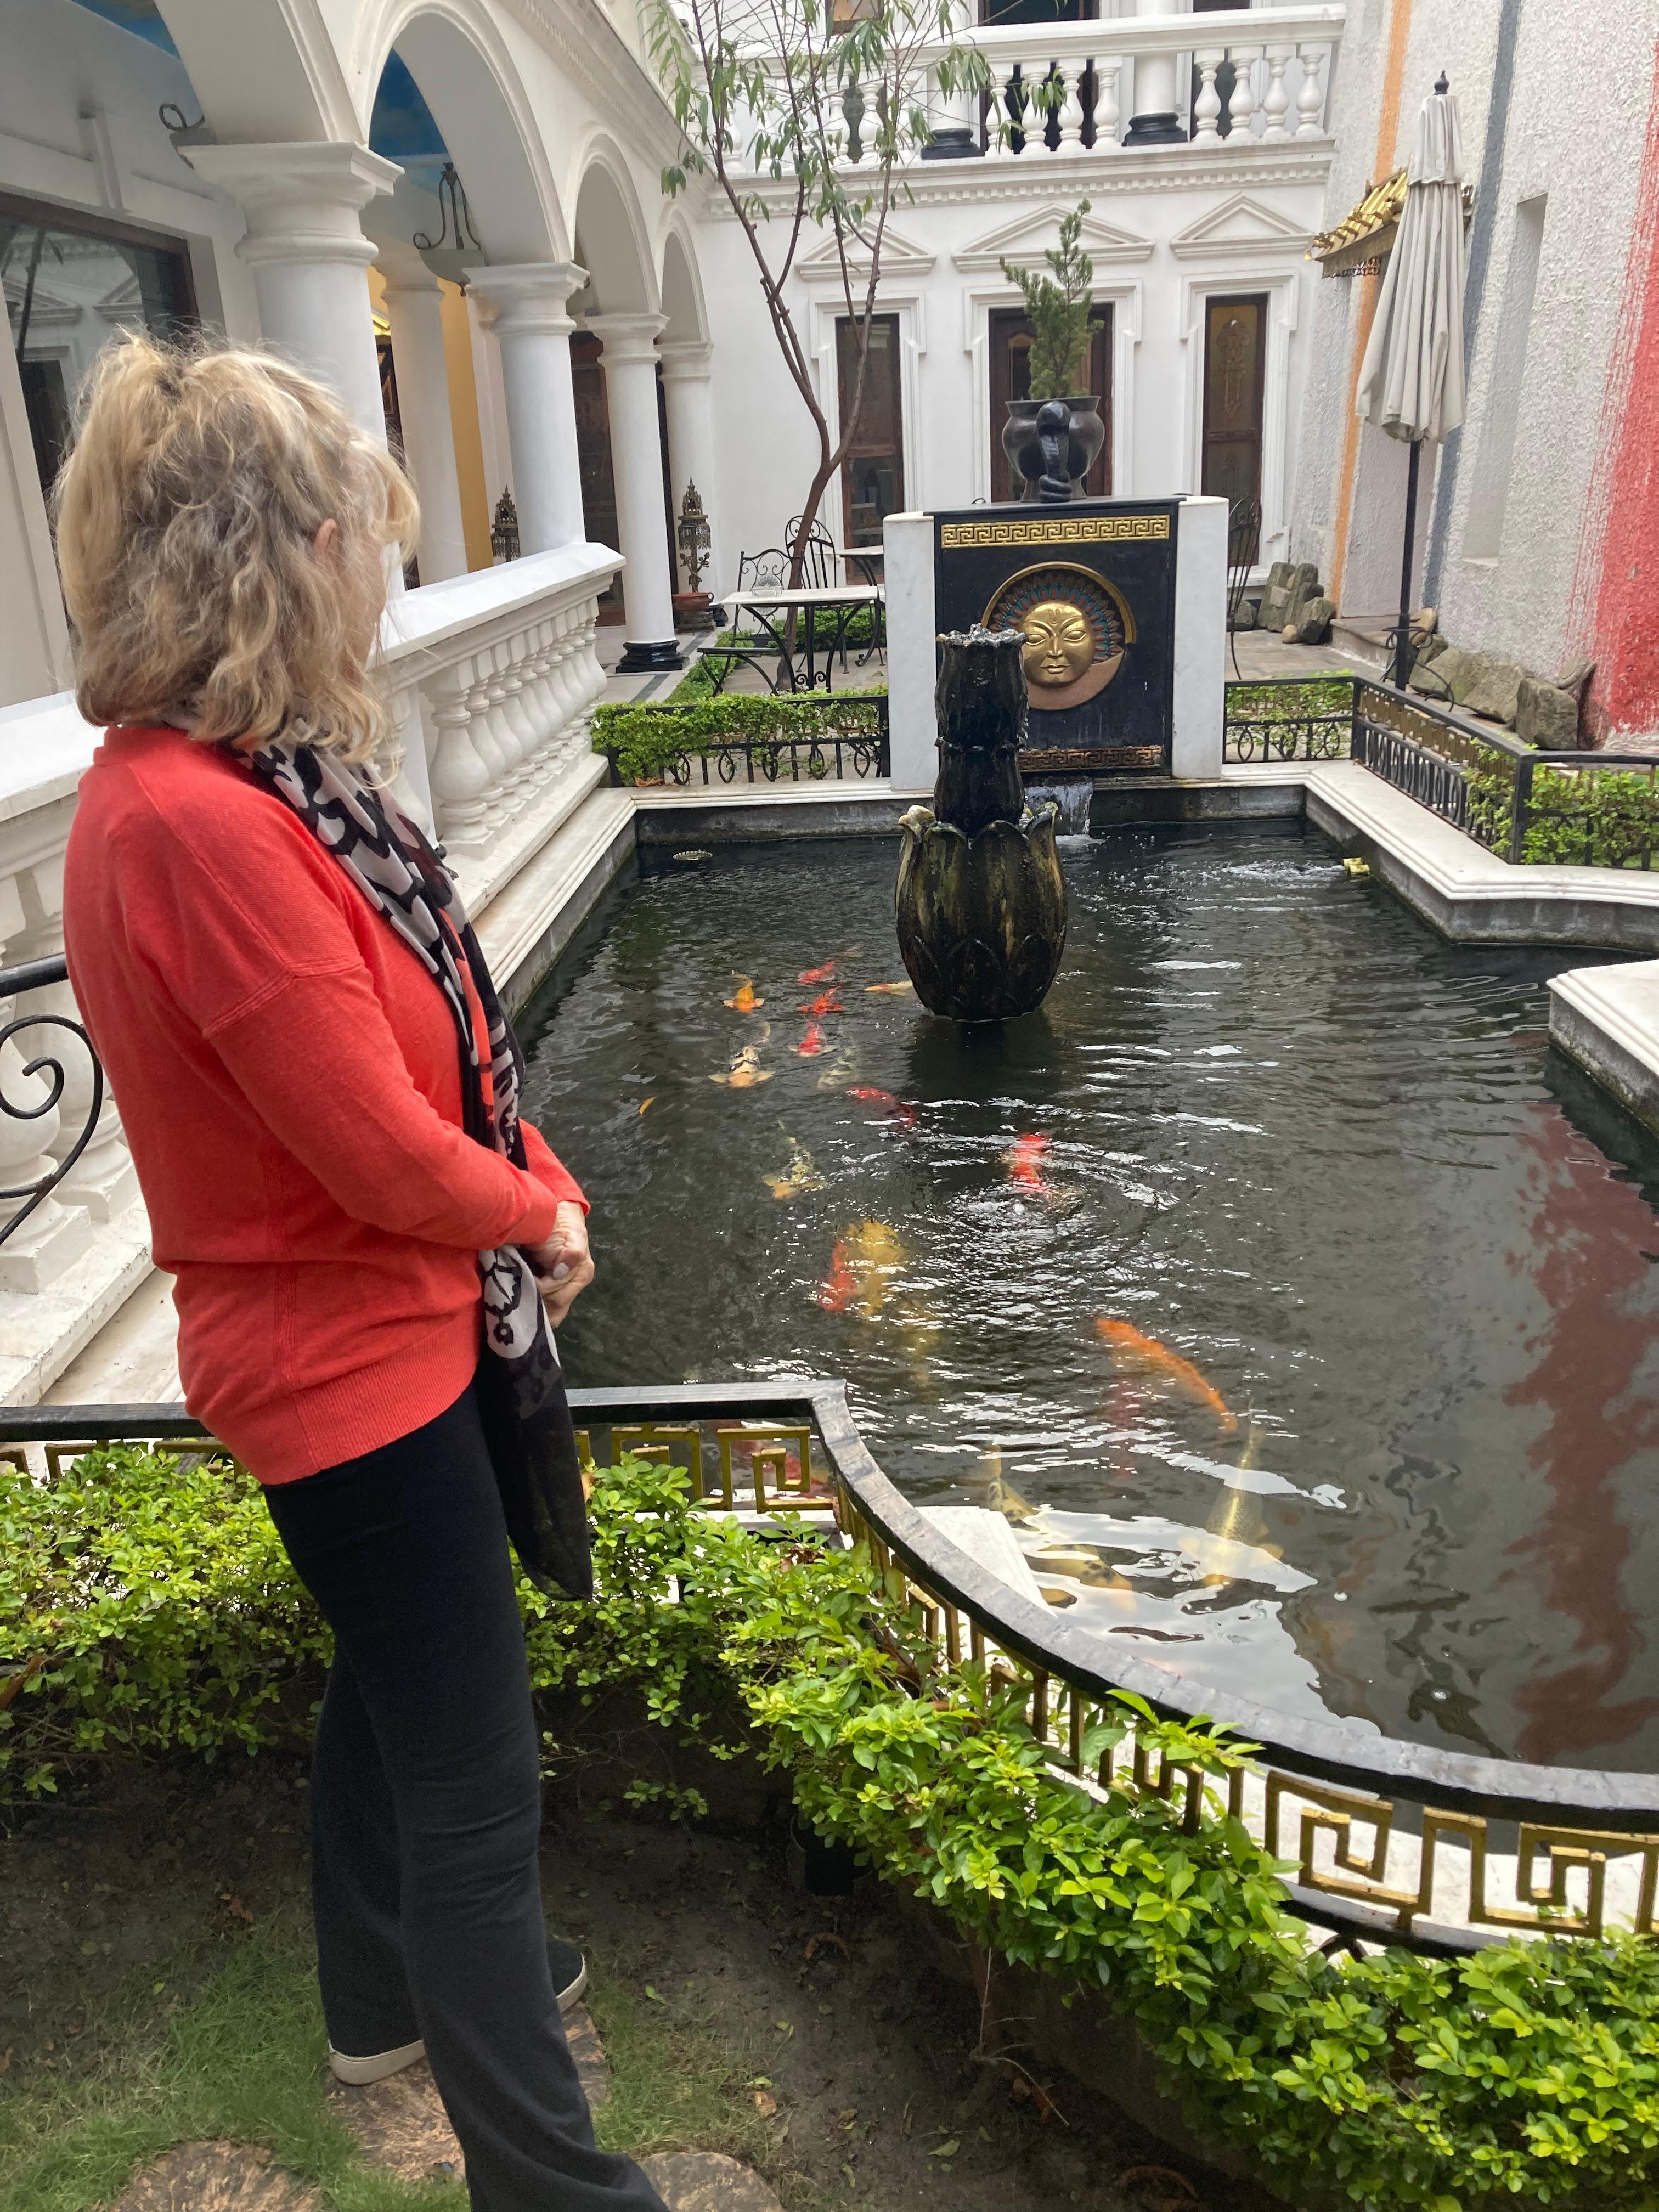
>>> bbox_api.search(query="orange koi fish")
[793,1020,827,1057]
[724,975,764,1012]
[848,1086,918,1132]
[799,958,837,985]
[1006,1133,1051,1192]
[865,979,915,995]
[797,989,844,1018]
[1095,1319,1238,1434]
[815,1240,857,1312]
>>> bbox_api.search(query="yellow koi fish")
[764,1137,826,1200]
[724,975,764,1012]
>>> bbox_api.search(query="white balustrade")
[751,4,1340,164]
[382,540,621,894]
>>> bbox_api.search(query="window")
[978,0,1095,23]
[989,303,1112,501]
[1200,293,1267,517]
[1462,196,1546,562]
[1,189,196,507]
[837,314,905,549]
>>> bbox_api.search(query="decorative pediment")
[4,278,81,329]
[796,224,936,283]
[1167,193,1312,261]
[952,203,1152,274]
[96,272,148,325]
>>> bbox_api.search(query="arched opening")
[660,227,709,348]
[362,10,568,578]
[570,154,671,629]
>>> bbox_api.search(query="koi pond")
[522,826,1659,1771]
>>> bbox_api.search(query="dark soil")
[2,1758,1282,2212]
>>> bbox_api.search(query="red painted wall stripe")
[1569,36,1659,740]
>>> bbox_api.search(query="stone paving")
[111,2002,782,2211]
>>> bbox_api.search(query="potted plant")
[1000,200,1105,501]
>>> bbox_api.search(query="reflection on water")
[521,828,1659,1769]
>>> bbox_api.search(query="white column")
[188,143,399,443]
[586,312,682,672]
[464,263,588,555]
[1124,1,1184,145]
[377,244,468,584]
[1171,494,1227,780]
[883,511,938,792]
[657,338,721,597]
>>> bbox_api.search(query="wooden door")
[571,330,624,618]
[837,313,906,548]
[988,303,1112,501]
[1199,294,1267,517]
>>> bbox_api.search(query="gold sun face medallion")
[981,563,1135,712]
[1020,601,1097,689]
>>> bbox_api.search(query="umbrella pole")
[1394,437,1422,690]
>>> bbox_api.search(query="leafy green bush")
[594,691,887,785]
[8,1444,1659,2209]
[0,1447,327,1797]
[1469,759,1659,868]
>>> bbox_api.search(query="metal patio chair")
[1227,494,1262,680]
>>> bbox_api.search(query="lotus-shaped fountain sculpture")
[895,626,1069,1022]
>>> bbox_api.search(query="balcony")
[774,2,1345,176]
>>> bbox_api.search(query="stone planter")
[1000,395,1106,501]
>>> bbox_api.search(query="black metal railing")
[9,1379,1659,1956]
[0,955,103,1249]
[1226,675,1659,869]
[1224,676,1357,764]
[602,696,890,790]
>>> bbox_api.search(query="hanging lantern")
[490,487,520,564]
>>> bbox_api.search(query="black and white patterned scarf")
[247,739,594,1599]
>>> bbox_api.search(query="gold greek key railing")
[9,1380,1659,1954]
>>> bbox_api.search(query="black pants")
[265,1379,666,2212]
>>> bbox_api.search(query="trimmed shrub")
[594,690,887,786]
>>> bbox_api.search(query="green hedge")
[7,1444,1659,2209]
[594,691,887,786]
[1469,760,1659,867]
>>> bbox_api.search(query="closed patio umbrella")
[1355,73,1467,687]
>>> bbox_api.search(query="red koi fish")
[815,1240,857,1312]
[793,1020,827,1057]
[1095,1319,1238,1434]
[1006,1133,1051,1192]
[797,990,844,1018]
[848,1086,918,1132]
[799,958,838,984]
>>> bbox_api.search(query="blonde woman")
[55,337,667,2212]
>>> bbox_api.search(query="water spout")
[1025,782,1093,839]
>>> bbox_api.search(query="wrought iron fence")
[1223,678,1357,763]
[0,955,104,1249]
[9,1379,1659,1957]
[602,696,890,789]
[1234,674,1659,868]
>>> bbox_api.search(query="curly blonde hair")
[53,334,419,763]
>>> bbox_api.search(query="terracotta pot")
[1000,395,1106,501]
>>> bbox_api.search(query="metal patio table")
[723,582,883,693]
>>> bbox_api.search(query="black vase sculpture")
[894,627,1069,1023]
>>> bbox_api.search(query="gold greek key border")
[940,515,1171,549]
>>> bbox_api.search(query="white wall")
[1291,0,1657,675]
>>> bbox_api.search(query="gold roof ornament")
[1311,168,1475,278]
[1310,168,1409,277]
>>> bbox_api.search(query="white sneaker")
[329,2036,425,2086]
[327,1943,588,2084]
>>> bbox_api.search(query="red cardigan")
[63,725,584,1485]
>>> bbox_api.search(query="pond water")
[521,827,1659,1771]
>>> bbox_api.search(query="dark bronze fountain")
[894,626,1069,1023]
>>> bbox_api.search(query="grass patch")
[0,1904,444,2212]
[588,1960,775,2173]
[0,1893,782,2212]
